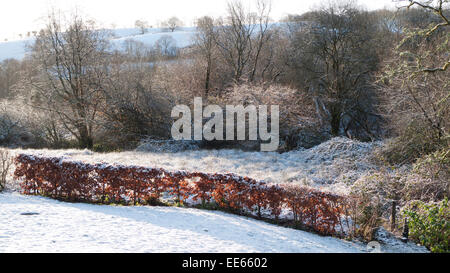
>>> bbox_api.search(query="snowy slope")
[0,38,34,61]
[0,27,196,61]
[0,192,365,253]
[111,30,195,49]
[110,27,196,50]
[112,26,197,39]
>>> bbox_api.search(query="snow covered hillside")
[0,27,197,61]
[0,192,364,253]
[0,38,34,61]
[111,27,196,49]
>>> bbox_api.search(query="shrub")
[0,104,33,147]
[206,83,320,151]
[402,198,449,253]
[377,119,448,165]
[283,184,345,235]
[349,172,404,240]
[14,153,347,236]
[402,148,449,202]
[348,149,449,241]
[0,100,71,149]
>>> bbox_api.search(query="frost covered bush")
[0,100,62,148]
[98,82,175,149]
[207,83,321,151]
[349,171,405,240]
[401,198,449,253]
[351,172,404,202]
[136,139,200,153]
[377,119,448,165]
[402,148,449,202]
[0,104,31,147]
[349,147,449,242]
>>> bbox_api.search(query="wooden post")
[401,218,409,243]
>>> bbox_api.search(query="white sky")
[1,0,399,40]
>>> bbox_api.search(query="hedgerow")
[14,153,348,236]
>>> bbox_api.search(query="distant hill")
[0,27,197,61]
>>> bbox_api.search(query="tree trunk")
[205,58,211,96]
[331,110,341,136]
[391,200,397,232]
[78,125,93,149]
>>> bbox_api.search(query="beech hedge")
[14,153,348,235]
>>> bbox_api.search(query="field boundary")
[14,153,349,236]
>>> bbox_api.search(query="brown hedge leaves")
[14,153,347,235]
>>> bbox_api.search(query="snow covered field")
[0,27,196,61]
[1,138,429,253]
[0,38,34,61]
[0,192,365,253]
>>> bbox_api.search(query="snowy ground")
[7,137,382,195]
[1,138,429,253]
[110,27,196,49]
[0,192,366,253]
[0,27,196,61]
[0,38,34,61]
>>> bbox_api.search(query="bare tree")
[163,17,183,32]
[195,16,217,95]
[0,59,21,98]
[122,39,152,62]
[380,0,449,152]
[135,19,149,34]
[26,12,111,149]
[396,0,449,72]
[288,1,380,139]
[249,0,272,83]
[99,50,174,145]
[210,0,275,84]
[155,35,178,57]
[214,1,257,83]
